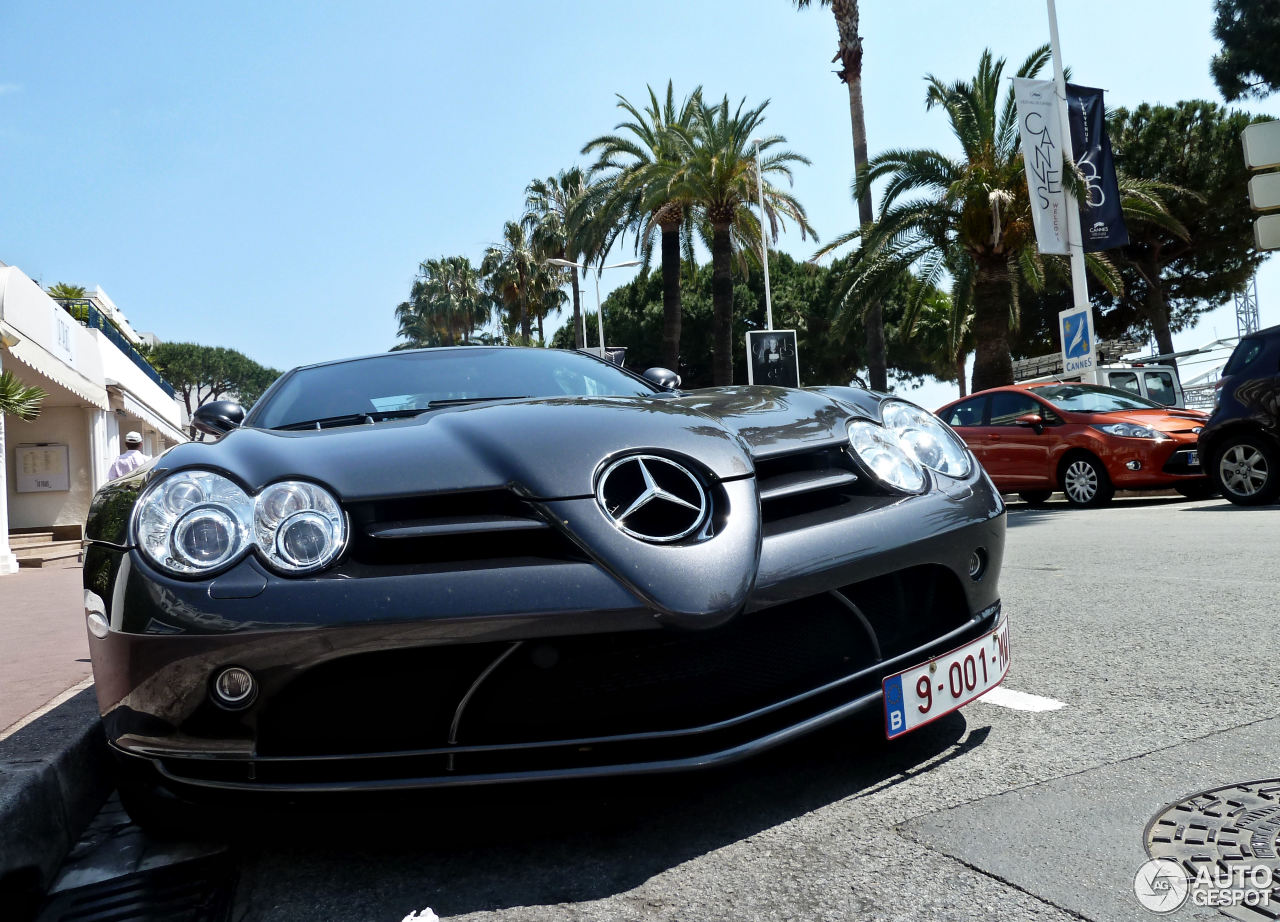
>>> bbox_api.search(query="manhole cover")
[1146,780,1280,920]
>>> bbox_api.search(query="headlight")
[134,471,346,577]
[880,400,972,478]
[135,471,253,575]
[254,481,346,573]
[1092,423,1167,440]
[848,421,926,493]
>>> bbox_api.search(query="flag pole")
[1046,0,1099,384]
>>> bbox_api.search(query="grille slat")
[367,514,551,540]
[758,468,859,503]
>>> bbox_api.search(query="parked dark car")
[938,383,1210,508]
[82,347,1008,832]
[1199,324,1280,505]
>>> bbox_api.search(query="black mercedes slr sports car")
[83,347,1007,827]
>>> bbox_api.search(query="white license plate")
[1187,451,1200,467]
[882,618,1010,739]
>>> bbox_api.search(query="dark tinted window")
[251,349,656,429]
[1223,337,1265,376]
[988,392,1041,425]
[943,398,985,427]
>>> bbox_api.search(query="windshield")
[1031,383,1165,413]
[250,348,657,430]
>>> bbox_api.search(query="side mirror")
[1015,413,1045,435]
[192,400,245,438]
[643,367,681,391]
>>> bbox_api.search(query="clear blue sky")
[3,1,1276,406]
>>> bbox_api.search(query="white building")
[0,264,186,573]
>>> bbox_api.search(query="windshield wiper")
[426,396,532,408]
[275,408,429,431]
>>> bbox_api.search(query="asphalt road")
[75,496,1280,921]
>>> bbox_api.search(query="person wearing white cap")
[107,431,151,480]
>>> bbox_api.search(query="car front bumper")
[86,471,1006,795]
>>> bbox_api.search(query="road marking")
[0,676,95,741]
[977,686,1066,712]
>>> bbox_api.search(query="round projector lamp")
[212,666,257,709]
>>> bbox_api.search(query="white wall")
[5,406,95,529]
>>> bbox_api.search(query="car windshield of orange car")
[1032,384,1165,413]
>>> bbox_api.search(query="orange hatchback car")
[937,383,1211,507]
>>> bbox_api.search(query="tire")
[1212,435,1280,506]
[1060,455,1114,508]
[1017,490,1053,506]
[1174,481,1217,501]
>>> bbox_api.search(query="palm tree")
[45,282,87,300]
[0,370,46,420]
[817,47,1182,392]
[393,257,489,350]
[665,95,816,385]
[523,169,595,349]
[792,0,886,391]
[482,222,548,345]
[582,82,702,371]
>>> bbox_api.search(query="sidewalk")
[0,560,92,738]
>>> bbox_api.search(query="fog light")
[1126,460,1142,471]
[212,666,257,709]
[968,548,988,581]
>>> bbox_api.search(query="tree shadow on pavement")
[229,713,975,921]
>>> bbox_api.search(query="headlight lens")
[135,472,345,576]
[880,400,972,478]
[848,421,926,493]
[135,471,253,575]
[254,481,346,573]
[1093,422,1167,440]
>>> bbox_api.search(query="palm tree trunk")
[955,354,968,398]
[519,273,531,344]
[711,222,734,385]
[831,0,886,392]
[538,311,545,344]
[970,258,1015,393]
[571,271,583,349]
[660,216,683,373]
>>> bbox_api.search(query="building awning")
[2,333,109,410]
[109,384,188,444]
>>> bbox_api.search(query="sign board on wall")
[15,443,71,493]
[746,330,800,387]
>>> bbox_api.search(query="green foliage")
[1211,0,1280,100]
[394,256,491,349]
[146,342,280,432]
[1095,101,1268,355]
[551,252,933,389]
[0,370,46,420]
[44,282,87,300]
[480,221,565,344]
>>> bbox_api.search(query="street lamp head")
[604,260,642,270]
[545,258,583,269]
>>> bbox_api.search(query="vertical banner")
[746,330,799,387]
[1014,77,1070,255]
[1066,84,1129,251]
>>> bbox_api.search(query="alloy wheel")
[1218,443,1270,497]
[1063,460,1098,504]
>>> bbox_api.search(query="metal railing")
[56,299,177,399]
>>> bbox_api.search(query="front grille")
[344,490,584,568]
[754,443,883,527]
[252,564,970,767]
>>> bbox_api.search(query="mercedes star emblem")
[595,454,709,543]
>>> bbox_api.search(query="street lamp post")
[752,138,774,331]
[546,258,642,357]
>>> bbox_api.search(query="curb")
[0,687,111,915]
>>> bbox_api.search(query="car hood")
[145,387,882,502]
[1095,408,1207,434]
